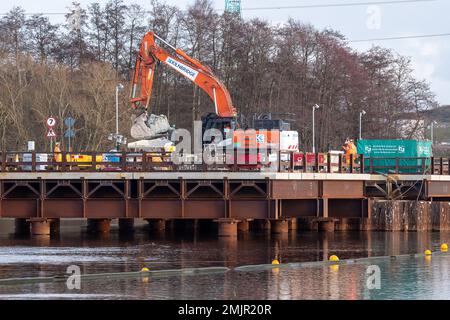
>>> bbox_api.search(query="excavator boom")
[130,31,237,118]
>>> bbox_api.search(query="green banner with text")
[357,140,432,173]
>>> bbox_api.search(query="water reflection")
[0,220,450,299]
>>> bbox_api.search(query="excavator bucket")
[130,112,172,140]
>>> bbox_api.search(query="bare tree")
[26,15,59,62]
[0,2,439,152]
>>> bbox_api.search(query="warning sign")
[46,128,57,138]
[46,117,56,127]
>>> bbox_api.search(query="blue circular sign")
[64,117,75,127]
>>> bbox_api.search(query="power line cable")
[242,0,437,11]
[0,0,437,15]
[350,32,450,42]
[1,0,445,44]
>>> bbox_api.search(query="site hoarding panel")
[357,139,432,173]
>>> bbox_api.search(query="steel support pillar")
[322,198,329,218]
[288,218,298,231]
[237,220,250,232]
[317,218,336,232]
[271,219,289,234]
[361,198,374,231]
[28,218,52,236]
[216,219,238,237]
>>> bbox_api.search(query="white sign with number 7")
[47,117,56,127]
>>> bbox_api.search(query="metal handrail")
[0,151,440,174]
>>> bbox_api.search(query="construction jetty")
[1,151,450,236]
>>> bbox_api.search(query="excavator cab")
[201,113,238,143]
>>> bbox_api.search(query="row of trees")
[0,0,437,152]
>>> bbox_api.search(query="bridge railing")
[430,157,450,175]
[0,150,440,174]
[363,157,430,175]
[279,152,363,173]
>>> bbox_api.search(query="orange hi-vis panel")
[233,130,280,149]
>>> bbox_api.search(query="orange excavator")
[129,31,298,167]
[129,31,239,141]
[130,31,237,118]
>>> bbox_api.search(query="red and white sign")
[46,117,56,127]
[280,131,299,152]
[46,128,57,138]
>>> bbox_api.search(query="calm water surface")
[0,220,449,300]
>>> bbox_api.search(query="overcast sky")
[1,0,449,105]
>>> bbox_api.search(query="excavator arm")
[130,31,237,118]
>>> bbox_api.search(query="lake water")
[0,220,449,300]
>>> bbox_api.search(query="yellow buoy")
[329,255,339,262]
[441,243,448,252]
[329,264,339,272]
[271,259,280,265]
[424,250,432,256]
[141,267,150,272]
